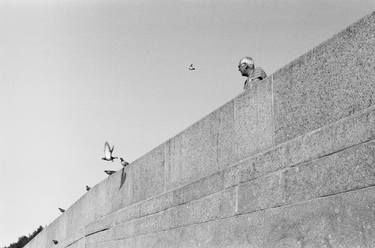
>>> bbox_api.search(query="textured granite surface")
[112,187,236,240]
[128,144,165,205]
[234,77,274,161]
[283,139,375,204]
[264,186,375,248]
[87,211,264,248]
[274,12,375,144]
[135,211,264,248]
[237,138,375,214]
[165,100,236,191]
[165,106,221,190]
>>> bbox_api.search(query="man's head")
[238,56,255,77]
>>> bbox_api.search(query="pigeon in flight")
[86,185,91,191]
[120,167,126,189]
[58,208,65,213]
[104,170,116,176]
[52,240,59,245]
[188,64,196,71]
[102,142,118,162]
[120,158,129,167]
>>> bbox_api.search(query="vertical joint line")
[163,142,168,193]
[271,74,275,145]
[235,185,239,214]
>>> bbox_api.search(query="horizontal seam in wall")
[101,209,266,244]
[87,128,375,234]
[113,136,375,239]
[85,228,110,238]
[62,228,110,248]
[275,100,375,146]
[97,184,375,243]
[64,236,85,248]
[289,135,375,169]
[114,184,236,225]
[84,103,375,242]
[263,183,375,213]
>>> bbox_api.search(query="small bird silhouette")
[120,158,129,167]
[58,208,65,213]
[104,170,116,176]
[120,167,126,189]
[102,142,118,162]
[52,240,58,245]
[86,185,91,191]
[188,64,196,71]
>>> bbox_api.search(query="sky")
[0,0,374,246]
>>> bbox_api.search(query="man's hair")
[239,56,254,69]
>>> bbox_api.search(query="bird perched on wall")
[188,64,196,71]
[101,142,118,162]
[52,240,58,245]
[86,185,91,191]
[58,208,65,213]
[104,170,116,176]
[120,158,129,167]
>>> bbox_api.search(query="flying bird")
[58,208,65,213]
[120,167,126,189]
[120,158,129,167]
[188,64,196,71]
[52,240,58,245]
[86,185,91,191]
[102,142,118,162]
[104,170,116,176]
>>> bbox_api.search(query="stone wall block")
[44,215,67,247]
[177,171,224,203]
[237,171,284,214]
[62,228,85,248]
[164,99,236,191]
[234,78,274,162]
[223,144,287,189]
[112,188,236,240]
[274,13,375,144]
[85,229,113,245]
[165,110,220,191]
[86,214,115,236]
[134,210,264,248]
[25,229,47,248]
[283,140,375,205]
[138,193,172,220]
[85,240,127,248]
[128,144,165,205]
[217,100,236,170]
[264,186,375,248]
[112,203,140,226]
[67,238,85,248]
[112,221,136,241]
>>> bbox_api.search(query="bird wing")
[104,142,111,158]
[120,167,126,189]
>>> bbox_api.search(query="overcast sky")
[0,0,374,246]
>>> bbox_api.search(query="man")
[238,57,267,90]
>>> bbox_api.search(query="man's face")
[238,63,248,76]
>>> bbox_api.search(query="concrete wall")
[25,12,375,248]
